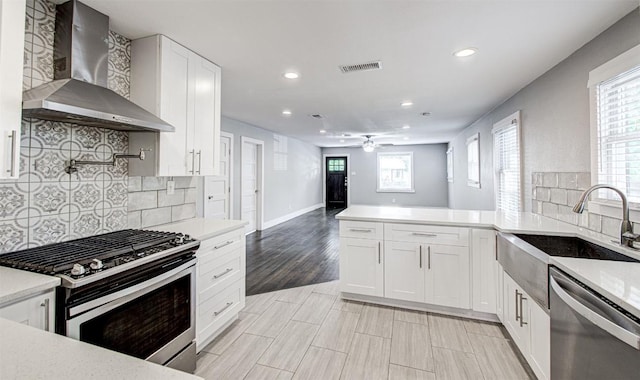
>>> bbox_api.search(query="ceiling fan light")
[363,140,375,152]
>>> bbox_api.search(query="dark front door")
[326,157,347,209]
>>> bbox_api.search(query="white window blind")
[493,112,521,212]
[595,65,640,203]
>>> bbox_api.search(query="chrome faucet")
[572,184,638,248]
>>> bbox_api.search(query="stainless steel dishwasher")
[549,267,640,379]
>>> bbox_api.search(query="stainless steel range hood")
[22,0,174,133]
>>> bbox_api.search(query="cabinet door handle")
[214,240,234,250]
[349,228,372,233]
[189,149,195,174]
[213,267,233,279]
[378,242,381,264]
[412,232,437,237]
[515,290,521,321]
[214,301,233,316]
[419,245,422,268]
[196,150,202,174]
[519,294,528,327]
[427,246,431,269]
[7,130,17,176]
[40,298,50,331]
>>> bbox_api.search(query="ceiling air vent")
[310,114,323,119]
[339,61,383,74]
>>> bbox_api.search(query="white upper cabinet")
[0,0,26,179]
[129,35,221,177]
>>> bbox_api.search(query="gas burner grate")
[0,229,181,274]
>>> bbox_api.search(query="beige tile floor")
[196,281,535,380]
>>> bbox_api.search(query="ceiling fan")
[343,135,394,152]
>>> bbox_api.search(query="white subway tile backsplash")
[175,176,197,189]
[158,189,185,207]
[142,176,168,191]
[172,203,196,221]
[576,173,591,190]
[567,190,583,207]
[601,216,621,238]
[128,176,142,192]
[185,188,198,203]
[588,213,602,232]
[542,173,558,188]
[128,191,157,211]
[542,202,558,219]
[536,188,551,202]
[141,207,172,228]
[550,188,567,205]
[558,173,577,189]
[127,211,141,229]
[557,205,578,225]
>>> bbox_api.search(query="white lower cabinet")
[502,272,550,380]
[471,229,497,314]
[384,241,425,302]
[496,262,505,323]
[425,244,470,308]
[0,290,55,332]
[340,237,383,297]
[195,227,246,351]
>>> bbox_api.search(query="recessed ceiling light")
[402,125,410,129]
[454,48,478,57]
[283,72,299,79]
[401,101,413,107]
[403,137,409,140]
[340,139,345,143]
[320,129,326,134]
[282,110,292,116]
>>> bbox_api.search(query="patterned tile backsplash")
[0,0,196,253]
[531,172,624,238]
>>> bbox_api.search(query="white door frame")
[241,136,265,232]
[322,153,351,208]
[222,131,234,219]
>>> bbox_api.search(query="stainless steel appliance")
[0,229,199,373]
[550,267,640,379]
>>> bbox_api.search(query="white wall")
[217,117,323,223]
[448,9,640,211]
[321,144,449,208]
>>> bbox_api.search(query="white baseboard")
[262,203,324,230]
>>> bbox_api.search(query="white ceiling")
[83,0,637,147]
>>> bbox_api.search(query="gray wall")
[321,144,449,208]
[220,117,323,223]
[448,9,640,211]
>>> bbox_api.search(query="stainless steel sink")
[497,232,638,311]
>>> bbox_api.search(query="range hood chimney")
[22,0,174,132]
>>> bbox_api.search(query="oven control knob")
[174,234,185,244]
[71,263,86,276]
[90,259,104,270]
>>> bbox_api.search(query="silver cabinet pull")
[196,150,202,174]
[519,293,528,327]
[214,240,234,249]
[213,268,233,279]
[7,130,17,176]
[378,241,381,264]
[419,245,422,268]
[349,228,372,233]
[515,290,521,321]
[427,246,431,269]
[214,301,233,316]
[40,298,50,331]
[412,232,437,237]
[189,149,195,174]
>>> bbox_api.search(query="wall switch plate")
[167,180,175,195]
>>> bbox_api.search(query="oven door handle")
[68,260,196,320]
[550,275,640,350]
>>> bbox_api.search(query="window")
[327,158,345,172]
[446,148,454,183]
[493,111,522,212]
[466,134,480,188]
[377,152,414,192]
[589,45,640,203]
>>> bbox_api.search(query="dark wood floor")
[245,208,341,295]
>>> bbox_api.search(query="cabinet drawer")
[340,221,383,240]
[198,248,244,300]
[384,223,469,246]
[197,229,245,260]
[197,279,244,345]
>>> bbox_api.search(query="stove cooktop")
[0,229,198,281]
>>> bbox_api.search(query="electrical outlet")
[167,180,175,195]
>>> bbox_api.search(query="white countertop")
[551,257,640,319]
[0,318,202,380]
[156,218,247,241]
[0,267,60,305]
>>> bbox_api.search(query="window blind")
[596,65,640,203]
[493,119,521,212]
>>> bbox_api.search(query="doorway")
[325,156,348,209]
[241,137,264,234]
[204,131,233,220]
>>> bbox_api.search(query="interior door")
[241,141,258,233]
[204,133,231,220]
[326,157,347,209]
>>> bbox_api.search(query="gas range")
[0,229,200,288]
